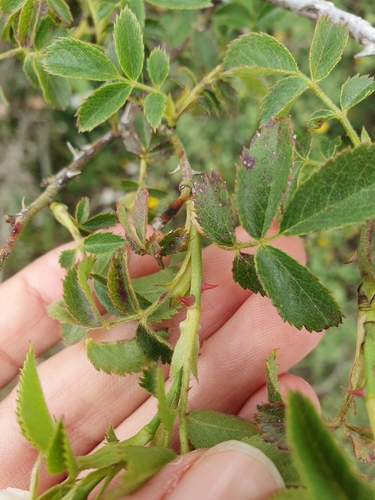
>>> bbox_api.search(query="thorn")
[345,387,366,398]
[192,169,204,176]
[21,197,28,211]
[66,141,85,161]
[120,103,131,124]
[201,281,218,292]
[344,251,358,264]
[178,294,195,307]
[169,164,181,175]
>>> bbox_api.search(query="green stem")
[364,321,375,437]
[0,47,25,60]
[85,0,101,42]
[30,453,43,500]
[138,157,147,187]
[308,80,360,146]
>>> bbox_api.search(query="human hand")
[0,227,321,498]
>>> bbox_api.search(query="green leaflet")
[46,419,77,476]
[255,245,342,332]
[194,170,236,247]
[23,54,40,87]
[232,252,265,296]
[236,117,294,239]
[156,368,176,431]
[48,298,78,324]
[33,57,70,110]
[75,197,90,224]
[80,213,118,232]
[309,15,348,82]
[46,0,72,24]
[340,74,375,110]
[146,0,211,8]
[144,92,166,130]
[61,323,89,345]
[17,345,55,453]
[17,0,40,47]
[133,188,148,245]
[259,76,308,126]
[186,409,257,448]
[58,249,76,269]
[44,38,120,81]
[307,109,336,129]
[279,143,375,236]
[114,6,144,81]
[0,0,25,14]
[223,33,299,76]
[34,15,54,50]
[77,82,132,132]
[147,48,169,88]
[83,231,125,254]
[287,392,375,500]
[136,324,173,364]
[116,200,146,254]
[107,247,139,314]
[86,339,150,375]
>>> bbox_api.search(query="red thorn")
[345,387,366,398]
[201,281,218,292]
[178,294,195,307]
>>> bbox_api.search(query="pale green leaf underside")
[114,6,144,80]
[280,143,375,236]
[255,245,342,332]
[147,48,170,88]
[86,339,149,375]
[44,38,120,80]
[17,345,55,452]
[309,15,348,82]
[146,0,212,8]
[236,117,294,239]
[340,74,375,110]
[34,57,70,110]
[287,392,374,500]
[144,92,166,129]
[259,76,308,126]
[77,83,132,132]
[223,33,299,76]
[46,0,72,24]
[83,231,125,253]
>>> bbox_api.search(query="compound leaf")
[186,409,257,449]
[236,117,294,238]
[194,170,236,246]
[259,76,308,126]
[17,345,54,453]
[44,38,120,80]
[255,245,342,332]
[340,74,375,110]
[77,82,132,132]
[147,48,169,88]
[287,391,375,500]
[144,92,166,130]
[224,33,299,76]
[280,143,375,236]
[86,339,149,375]
[309,15,348,82]
[114,6,144,81]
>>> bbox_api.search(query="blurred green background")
[1,0,375,473]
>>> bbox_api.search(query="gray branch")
[265,0,375,57]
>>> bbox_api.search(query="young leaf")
[47,419,77,476]
[17,345,54,452]
[17,0,40,47]
[93,276,123,316]
[133,188,148,245]
[307,109,336,129]
[146,0,211,8]
[170,313,199,379]
[80,212,118,231]
[86,339,150,375]
[255,402,288,449]
[266,350,283,404]
[193,170,236,247]
[279,143,375,236]
[144,92,166,130]
[255,245,342,332]
[156,368,175,431]
[105,423,119,444]
[23,54,40,87]
[309,15,348,82]
[77,82,132,132]
[232,252,266,296]
[33,57,70,110]
[58,248,76,269]
[48,298,78,324]
[223,33,299,76]
[44,38,120,81]
[318,136,341,160]
[76,256,101,315]
[46,0,72,24]
[114,6,144,81]
[75,197,90,224]
[159,228,188,256]
[34,15,55,51]
[139,364,157,396]
[117,201,146,254]
[63,267,102,327]
[287,391,375,500]
[136,324,173,364]
[61,323,89,345]
[186,409,257,448]
[147,48,169,88]
[0,0,25,14]
[343,424,375,465]
[212,80,239,118]
[340,74,375,110]
[108,247,139,314]
[83,231,125,254]
[259,76,308,126]
[236,117,294,239]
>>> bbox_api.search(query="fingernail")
[167,440,285,500]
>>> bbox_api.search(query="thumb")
[166,440,285,500]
